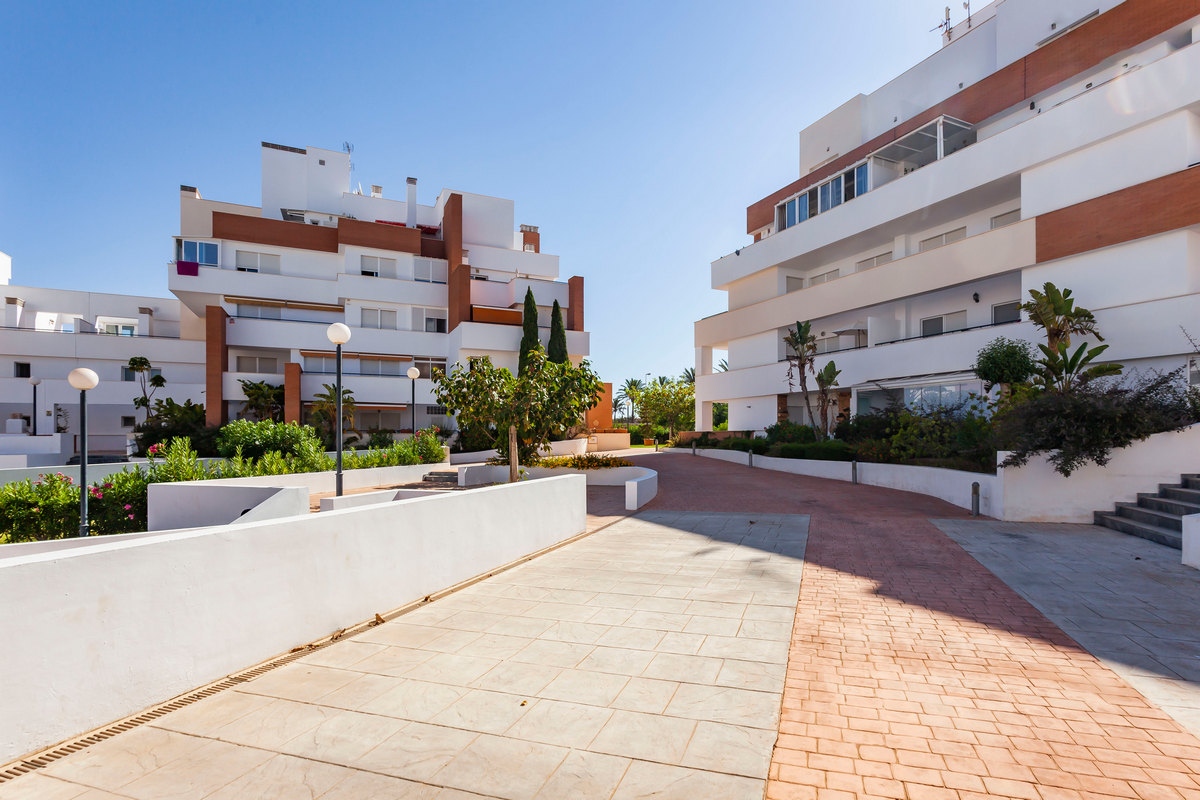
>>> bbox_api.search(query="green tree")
[814,361,842,438]
[239,379,284,422]
[973,337,1038,394]
[636,379,695,437]
[518,287,540,376]
[616,378,644,426]
[1020,282,1103,350]
[783,321,818,433]
[547,300,568,364]
[126,356,167,422]
[434,349,603,463]
[679,367,695,384]
[309,383,357,448]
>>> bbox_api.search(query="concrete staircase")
[1094,473,1200,549]
[422,470,459,486]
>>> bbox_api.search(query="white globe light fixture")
[325,323,351,495]
[68,367,101,536]
[406,365,421,435]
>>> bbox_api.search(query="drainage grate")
[0,521,605,784]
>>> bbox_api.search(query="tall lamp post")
[28,377,41,435]
[68,368,99,537]
[407,365,420,436]
[326,323,351,496]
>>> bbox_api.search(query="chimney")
[406,177,417,228]
[370,184,383,198]
[520,224,540,254]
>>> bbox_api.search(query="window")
[360,255,396,278]
[856,251,893,271]
[808,268,839,286]
[842,169,856,203]
[992,301,1021,325]
[413,307,448,334]
[1190,357,1199,386]
[121,416,136,428]
[237,304,282,319]
[818,182,831,213]
[807,188,818,219]
[414,258,448,284]
[14,362,30,378]
[990,209,1021,229]
[523,244,536,252]
[919,227,967,252]
[103,323,135,336]
[236,251,281,274]
[359,358,401,376]
[412,357,448,379]
[785,276,805,293]
[122,367,162,381]
[855,163,868,196]
[921,316,944,337]
[235,356,278,374]
[361,307,398,330]
[304,355,336,373]
[177,240,218,265]
[828,176,842,210]
[904,382,978,409]
[921,310,967,337]
[426,405,448,415]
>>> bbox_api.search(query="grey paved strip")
[933,518,1200,737]
[6,511,808,800]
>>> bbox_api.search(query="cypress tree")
[518,287,539,375]
[547,300,568,364]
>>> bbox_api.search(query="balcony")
[225,316,449,356]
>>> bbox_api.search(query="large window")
[414,258,448,284]
[359,358,401,376]
[776,163,868,232]
[361,307,398,330]
[992,301,1021,325]
[360,255,396,278]
[304,355,336,373]
[237,304,282,319]
[920,310,967,337]
[411,357,448,379]
[235,251,281,274]
[919,227,967,253]
[990,209,1021,229]
[103,323,135,336]
[177,240,218,265]
[235,356,277,374]
[904,382,979,409]
[413,307,448,334]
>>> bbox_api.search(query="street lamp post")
[407,366,420,436]
[68,368,100,537]
[326,323,352,497]
[28,377,41,435]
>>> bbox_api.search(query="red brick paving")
[622,454,1200,800]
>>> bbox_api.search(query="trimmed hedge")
[776,441,857,461]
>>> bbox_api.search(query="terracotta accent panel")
[567,276,584,332]
[204,305,228,427]
[336,218,421,253]
[471,305,523,326]
[586,382,614,431]
[284,362,302,424]
[1036,165,1200,262]
[212,212,338,253]
[746,0,1200,233]
[522,229,541,253]
[443,194,468,332]
[420,237,447,259]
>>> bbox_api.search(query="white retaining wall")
[587,432,632,452]
[0,474,587,763]
[319,488,447,512]
[459,465,659,510]
[147,485,310,531]
[449,437,588,465]
[1183,514,1200,571]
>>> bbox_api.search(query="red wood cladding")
[204,305,228,427]
[1035,165,1200,262]
[284,362,302,424]
[213,211,339,252]
[746,0,1200,233]
[421,237,447,259]
[471,305,523,325]
[337,217,421,253]
[568,276,584,332]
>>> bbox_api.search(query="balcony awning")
[871,116,975,169]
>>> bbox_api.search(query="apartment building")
[695,0,1200,433]
[171,142,589,432]
[1,251,206,458]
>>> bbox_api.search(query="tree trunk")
[508,425,518,483]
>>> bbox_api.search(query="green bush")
[538,454,634,469]
[134,398,219,456]
[777,441,857,461]
[452,424,498,454]
[627,424,669,443]
[720,437,769,455]
[764,420,817,445]
[216,420,324,460]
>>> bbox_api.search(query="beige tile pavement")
[0,512,808,799]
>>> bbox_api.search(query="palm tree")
[616,378,644,426]
[1020,282,1102,350]
[680,367,695,384]
[310,383,356,448]
[655,375,670,387]
[239,379,284,422]
[716,358,729,372]
[783,320,819,432]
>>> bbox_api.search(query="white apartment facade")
[1,251,206,458]
[695,0,1200,433]
[171,142,589,432]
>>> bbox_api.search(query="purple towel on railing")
[176,261,199,276]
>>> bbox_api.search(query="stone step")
[1137,493,1200,517]
[1114,502,1183,531]
[1160,485,1200,503]
[422,470,459,484]
[1094,512,1182,549]
[1183,474,1200,491]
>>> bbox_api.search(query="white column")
[695,346,712,377]
[696,400,713,432]
[936,118,945,161]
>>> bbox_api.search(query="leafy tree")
[973,337,1037,394]
[814,361,842,438]
[636,379,695,437]
[547,300,568,364]
[680,367,695,384]
[127,356,166,422]
[132,398,218,456]
[518,288,540,376]
[783,321,818,432]
[1021,282,1102,350]
[1033,341,1122,393]
[616,378,645,425]
[239,379,284,422]
[309,383,356,448]
[434,348,603,463]
[713,402,728,429]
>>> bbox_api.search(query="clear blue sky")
[1,0,964,387]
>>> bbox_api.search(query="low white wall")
[0,433,63,456]
[1183,514,1200,571]
[626,470,658,510]
[859,462,997,517]
[448,438,586,465]
[753,453,853,482]
[997,424,1200,523]
[0,475,587,763]
[450,448,498,464]
[147,485,309,531]
[319,488,446,512]
[459,465,658,510]
[588,432,631,452]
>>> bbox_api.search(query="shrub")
[538,454,634,469]
[365,429,394,449]
[133,398,219,456]
[452,424,498,454]
[216,420,324,460]
[853,440,893,463]
[720,437,769,455]
[777,441,856,461]
[973,337,1038,391]
[835,406,903,443]
[764,420,816,445]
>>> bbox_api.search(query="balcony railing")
[873,317,1021,347]
[0,325,182,340]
